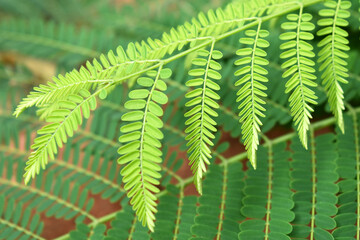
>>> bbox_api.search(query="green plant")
[1,0,360,239]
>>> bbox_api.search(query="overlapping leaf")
[240,143,294,240]
[185,47,222,195]
[333,114,360,238]
[117,68,171,231]
[0,154,95,224]
[105,200,150,240]
[151,185,197,240]
[0,196,43,240]
[191,162,244,239]
[280,10,317,148]
[23,88,99,184]
[5,0,360,236]
[69,223,106,240]
[234,22,269,168]
[317,0,351,132]
[290,134,338,239]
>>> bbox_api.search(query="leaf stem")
[309,127,316,240]
[263,135,273,240]
[0,218,45,240]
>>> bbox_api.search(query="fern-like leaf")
[13,62,112,118]
[117,67,171,231]
[151,185,197,240]
[23,87,100,184]
[69,223,106,240]
[317,0,351,133]
[191,162,244,239]
[333,113,360,238]
[0,197,44,240]
[290,133,338,239]
[280,9,318,148]
[240,143,294,239]
[0,156,96,223]
[105,200,151,240]
[185,44,222,195]
[234,21,269,169]
[0,18,108,65]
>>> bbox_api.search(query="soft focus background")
[0,0,234,238]
[1,0,360,239]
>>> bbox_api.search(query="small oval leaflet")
[137,77,154,87]
[124,100,146,110]
[160,68,172,79]
[152,90,168,105]
[129,89,150,99]
[155,80,167,91]
[212,50,223,59]
[121,111,144,121]
[148,101,164,116]
[99,89,108,99]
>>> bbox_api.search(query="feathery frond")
[0,197,44,240]
[0,18,111,66]
[191,162,244,239]
[234,21,269,169]
[69,223,106,240]
[151,186,197,240]
[13,56,115,119]
[105,200,151,240]
[23,87,100,184]
[317,0,351,133]
[240,143,294,239]
[118,67,171,231]
[333,113,360,238]
[280,8,317,148]
[290,133,338,239]
[6,0,360,236]
[0,155,96,223]
[185,44,222,195]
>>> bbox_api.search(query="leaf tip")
[250,158,257,170]
[13,109,21,118]
[23,172,31,185]
[338,118,345,134]
[194,176,203,195]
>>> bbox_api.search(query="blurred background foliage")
[1,0,360,239]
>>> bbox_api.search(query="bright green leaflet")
[10,0,359,232]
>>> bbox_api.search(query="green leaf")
[122,111,144,121]
[152,91,168,105]
[280,9,317,148]
[235,23,269,169]
[117,67,168,231]
[317,0,350,133]
[129,89,150,99]
[137,77,154,87]
[185,47,222,194]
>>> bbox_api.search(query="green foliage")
[240,143,293,240]
[151,186,197,240]
[185,46,222,194]
[235,22,269,168]
[104,200,151,240]
[280,9,317,148]
[290,133,338,239]
[23,88,99,184]
[191,162,244,239]
[0,18,113,68]
[1,0,360,238]
[118,67,170,231]
[1,154,96,224]
[0,196,43,240]
[333,112,360,238]
[317,0,351,133]
[69,223,106,240]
